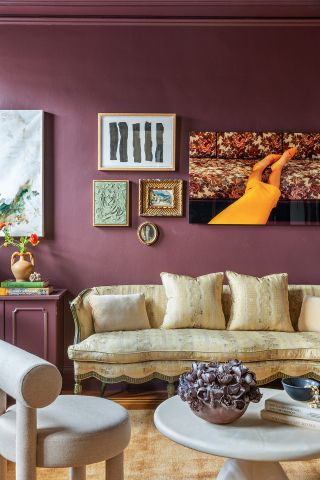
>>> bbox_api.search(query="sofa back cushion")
[283,132,320,159]
[72,284,320,340]
[217,132,282,159]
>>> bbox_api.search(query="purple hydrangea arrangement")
[178,360,262,424]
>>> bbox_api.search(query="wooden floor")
[66,379,283,409]
[69,389,168,409]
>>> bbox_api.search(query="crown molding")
[0,0,319,25]
[0,17,320,26]
[0,0,319,5]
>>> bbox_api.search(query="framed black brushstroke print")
[98,113,176,171]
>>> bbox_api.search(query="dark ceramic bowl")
[282,377,320,402]
[193,401,249,425]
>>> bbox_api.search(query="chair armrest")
[0,340,61,408]
[70,288,95,343]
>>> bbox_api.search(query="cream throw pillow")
[160,272,225,329]
[226,271,293,332]
[89,293,150,332]
[298,296,320,332]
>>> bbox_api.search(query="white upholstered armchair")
[0,340,131,480]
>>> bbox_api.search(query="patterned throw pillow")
[226,271,294,332]
[283,132,320,159]
[298,296,320,332]
[217,132,282,159]
[89,293,150,332]
[160,272,225,329]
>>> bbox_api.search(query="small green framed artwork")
[93,180,129,227]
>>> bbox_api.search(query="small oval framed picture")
[137,222,159,246]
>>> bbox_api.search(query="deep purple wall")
[0,25,320,291]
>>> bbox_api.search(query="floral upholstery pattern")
[189,158,320,200]
[217,132,282,159]
[189,131,216,158]
[283,132,320,159]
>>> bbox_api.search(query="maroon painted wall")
[0,25,320,377]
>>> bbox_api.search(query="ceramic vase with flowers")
[0,222,40,281]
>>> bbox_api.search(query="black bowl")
[282,377,320,402]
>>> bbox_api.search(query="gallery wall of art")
[0,24,320,295]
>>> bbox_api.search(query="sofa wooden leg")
[167,382,175,398]
[69,466,86,480]
[0,455,7,479]
[74,380,82,395]
[105,452,123,480]
[101,382,108,398]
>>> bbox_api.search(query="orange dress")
[208,178,281,225]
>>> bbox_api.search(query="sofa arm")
[70,288,95,343]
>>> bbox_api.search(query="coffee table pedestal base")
[217,459,288,480]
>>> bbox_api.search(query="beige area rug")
[6,410,320,479]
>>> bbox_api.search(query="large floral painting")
[189,131,320,225]
[0,110,44,236]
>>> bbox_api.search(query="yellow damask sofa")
[68,284,320,396]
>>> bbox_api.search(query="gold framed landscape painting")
[139,179,183,217]
[93,180,129,227]
[98,113,176,171]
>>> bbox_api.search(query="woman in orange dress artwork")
[208,147,297,225]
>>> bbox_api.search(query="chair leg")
[105,452,123,480]
[74,380,82,395]
[0,455,7,479]
[167,382,175,398]
[101,382,108,398]
[69,466,86,480]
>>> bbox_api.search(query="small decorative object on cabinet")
[178,360,262,424]
[98,113,176,171]
[93,180,129,227]
[0,289,66,370]
[137,222,159,246]
[139,179,183,217]
[0,110,44,236]
[29,271,43,282]
[0,222,40,281]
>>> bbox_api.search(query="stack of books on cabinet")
[0,280,53,296]
[261,391,320,430]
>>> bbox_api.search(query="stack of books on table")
[0,280,53,296]
[261,391,320,430]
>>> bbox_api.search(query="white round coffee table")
[154,388,320,480]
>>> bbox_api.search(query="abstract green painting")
[93,180,129,226]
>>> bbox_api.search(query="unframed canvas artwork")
[189,131,320,225]
[0,110,44,236]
